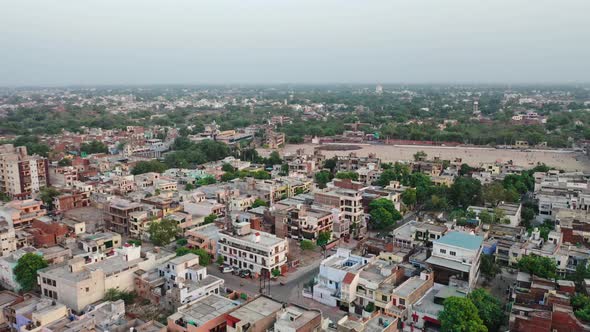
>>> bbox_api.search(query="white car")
[221,265,233,273]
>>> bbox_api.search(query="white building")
[313,248,370,307]
[426,232,483,290]
[218,222,288,276]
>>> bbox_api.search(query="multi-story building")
[315,189,364,237]
[273,304,323,332]
[0,199,47,228]
[313,248,370,307]
[186,223,221,257]
[0,144,49,199]
[426,232,483,290]
[0,219,17,257]
[104,198,144,235]
[37,244,174,313]
[52,191,90,214]
[336,152,380,172]
[218,222,288,276]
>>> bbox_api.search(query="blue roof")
[434,232,483,251]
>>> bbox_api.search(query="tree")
[132,160,167,175]
[317,231,331,246]
[314,170,332,189]
[460,163,474,176]
[251,198,268,209]
[413,150,427,161]
[271,268,281,277]
[521,207,535,228]
[468,288,504,332]
[104,288,136,305]
[39,186,60,210]
[197,176,216,186]
[335,171,359,181]
[184,183,196,191]
[216,255,225,265]
[369,198,402,229]
[221,163,235,173]
[483,182,511,206]
[479,210,493,224]
[176,238,188,246]
[572,294,590,322]
[401,188,417,207]
[323,157,337,173]
[204,214,218,224]
[480,255,501,280]
[148,218,179,246]
[81,140,108,154]
[518,255,557,279]
[267,151,282,165]
[450,177,482,209]
[300,240,316,250]
[14,253,48,291]
[57,158,71,166]
[439,297,487,332]
[175,247,211,266]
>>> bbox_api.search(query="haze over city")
[1,0,590,86]
[1,2,590,332]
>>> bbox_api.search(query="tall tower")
[473,100,480,115]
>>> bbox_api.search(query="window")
[399,299,405,305]
[439,249,446,254]
[382,295,388,301]
[450,251,456,256]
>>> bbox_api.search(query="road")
[208,261,347,322]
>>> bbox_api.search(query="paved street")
[208,260,347,323]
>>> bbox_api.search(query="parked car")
[220,265,233,273]
[231,266,240,275]
[239,269,252,278]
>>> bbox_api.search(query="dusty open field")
[260,143,590,172]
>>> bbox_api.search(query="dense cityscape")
[0,84,588,332]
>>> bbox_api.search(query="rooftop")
[170,294,238,327]
[393,276,429,298]
[228,296,283,324]
[434,231,483,251]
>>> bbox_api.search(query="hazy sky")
[1,0,589,86]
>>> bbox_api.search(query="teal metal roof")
[434,232,483,251]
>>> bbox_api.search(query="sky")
[1,0,589,86]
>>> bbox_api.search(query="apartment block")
[315,189,364,237]
[218,222,288,276]
[0,145,49,199]
[104,198,144,235]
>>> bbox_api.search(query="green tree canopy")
[439,296,487,332]
[251,198,268,209]
[450,177,482,208]
[517,255,557,279]
[401,188,417,207]
[204,213,218,224]
[335,171,359,181]
[132,160,168,175]
[314,170,332,189]
[81,140,108,154]
[468,288,504,332]
[369,198,402,229]
[317,231,331,246]
[39,186,61,210]
[14,253,48,291]
[148,218,179,246]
